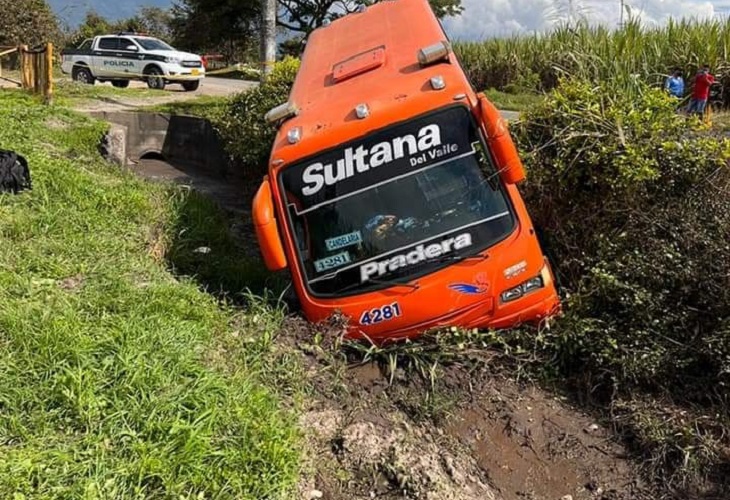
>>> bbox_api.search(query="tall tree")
[427,0,463,17]
[171,0,260,62]
[261,0,277,80]
[277,0,462,35]
[72,11,112,42]
[134,7,175,40]
[0,0,58,46]
[64,8,174,50]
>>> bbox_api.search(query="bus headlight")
[501,286,524,302]
[522,276,544,293]
[500,274,545,303]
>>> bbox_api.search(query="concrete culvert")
[139,151,167,162]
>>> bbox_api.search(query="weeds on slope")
[312,79,730,497]
[512,79,730,496]
[163,188,287,299]
[54,79,160,106]
[0,89,300,499]
[143,95,231,120]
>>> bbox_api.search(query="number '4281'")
[359,303,402,326]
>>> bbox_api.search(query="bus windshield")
[279,106,515,296]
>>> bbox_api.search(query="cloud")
[442,0,720,41]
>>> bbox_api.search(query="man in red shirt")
[687,65,715,116]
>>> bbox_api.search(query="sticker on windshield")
[325,230,362,252]
[314,251,351,273]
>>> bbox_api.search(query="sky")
[50,0,730,40]
[441,0,726,40]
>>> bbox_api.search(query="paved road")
[54,74,520,120]
[116,77,520,119]
[117,76,257,97]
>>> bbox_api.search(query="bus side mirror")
[252,178,288,271]
[477,93,526,185]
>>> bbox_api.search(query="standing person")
[687,65,715,116]
[665,67,684,98]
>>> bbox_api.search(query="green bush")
[513,79,730,492]
[216,57,300,176]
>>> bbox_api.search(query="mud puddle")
[446,382,642,499]
[282,317,652,500]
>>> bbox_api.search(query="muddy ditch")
[282,317,652,500]
[110,131,656,500]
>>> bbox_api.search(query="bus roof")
[269,0,476,169]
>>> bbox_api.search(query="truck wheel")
[111,80,130,89]
[72,65,95,85]
[145,67,166,90]
[182,80,200,92]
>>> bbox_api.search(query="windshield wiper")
[427,252,489,265]
[333,276,419,294]
[366,277,420,290]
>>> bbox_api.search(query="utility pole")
[261,0,277,82]
[620,0,624,27]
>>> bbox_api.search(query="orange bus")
[253,0,560,342]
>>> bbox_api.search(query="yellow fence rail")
[0,43,54,104]
[0,46,19,86]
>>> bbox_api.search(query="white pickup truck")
[61,33,205,91]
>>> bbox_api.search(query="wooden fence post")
[19,46,27,89]
[19,48,24,87]
[33,50,41,94]
[43,43,53,104]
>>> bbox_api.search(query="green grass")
[0,88,300,499]
[709,110,730,131]
[165,186,288,298]
[143,95,230,120]
[209,67,261,81]
[483,89,544,112]
[54,80,160,106]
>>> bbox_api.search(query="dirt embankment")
[283,318,651,500]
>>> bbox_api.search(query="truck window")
[280,105,516,296]
[133,38,174,51]
[78,39,92,50]
[118,38,137,51]
[97,38,119,51]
